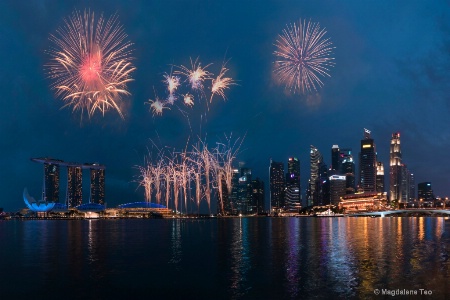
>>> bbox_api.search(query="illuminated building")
[329,175,346,205]
[285,157,301,212]
[359,129,376,192]
[376,161,384,194]
[340,148,355,194]
[23,188,56,213]
[251,178,265,214]
[218,178,232,215]
[89,164,105,205]
[331,145,340,171]
[389,132,402,203]
[269,160,285,211]
[229,168,240,215]
[314,162,329,206]
[29,158,106,209]
[401,164,410,203]
[418,182,434,204]
[339,192,387,213]
[66,165,83,208]
[409,173,415,202]
[309,145,323,207]
[43,160,61,203]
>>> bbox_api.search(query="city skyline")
[1,1,450,212]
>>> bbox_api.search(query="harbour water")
[1,217,449,299]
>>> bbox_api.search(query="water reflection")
[284,218,300,298]
[5,217,450,299]
[169,219,182,269]
[229,217,251,298]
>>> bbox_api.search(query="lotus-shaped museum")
[23,188,56,212]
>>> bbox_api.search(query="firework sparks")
[210,61,237,103]
[175,57,212,91]
[183,93,194,107]
[146,96,169,116]
[135,135,244,215]
[273,19,334,94]
[166,93,178,105]
[46,9,135,119]
[163,74,181,94]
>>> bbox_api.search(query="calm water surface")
[1,217,449,299]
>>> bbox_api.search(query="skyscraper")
[359,129,376,192]
[251,178,265,214]
[89,165,105,205]
[66,165,82,208]
[285,157,301,212]
[329,175,346,205]
[43,162,60,203]
[401,164,410,204]
[376,161,384,194]
[331,145,340,172]
[309,145,323,206]
[229,168,240,215]
[269,160,285,211]
[340,148,355,194]
[409,173,415,202]
[418,182,434,205]
[389,132,402,203]
[236,166,252,215]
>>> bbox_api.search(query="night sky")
[1,0,450,212]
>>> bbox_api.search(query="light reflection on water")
[1,217,449,299]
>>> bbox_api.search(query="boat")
[315,208,344,217]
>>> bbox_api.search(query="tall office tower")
[285,157,301,212]
[389,132,402,203]
[329,175,346,205]
[310,145,323,206]
[43,162,60,202]
[418,182,434,203]
[331,145,340,171]
[237,167,252,214]
[409,173,415,202]
[89,165,105,205]
[314,162,329,206]
[400,164,411,203]
[251,178,265,214]
[66,165,83,208]
[269,160,285,211]
[340,148,355,194]
[376,161,385,194]
[229,168,240,215]
[359,128,377,192]
[218,178,232,215]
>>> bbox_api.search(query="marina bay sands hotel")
[31,158,105,207]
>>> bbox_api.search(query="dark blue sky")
[1,0,450,211]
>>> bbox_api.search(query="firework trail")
[210,61,237,103]
[47,9,135,120]
[175,57,212,92]
[136,164,153,202]
[273,19,334,94]
[135,135,244,215]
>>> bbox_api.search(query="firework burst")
[210,61,237,102]
[175,57,212,91]
[183,93,194,107]
[163,74,181,94]
[273,19,334,94]
[146,96,169,116]
[46,9,135,120]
